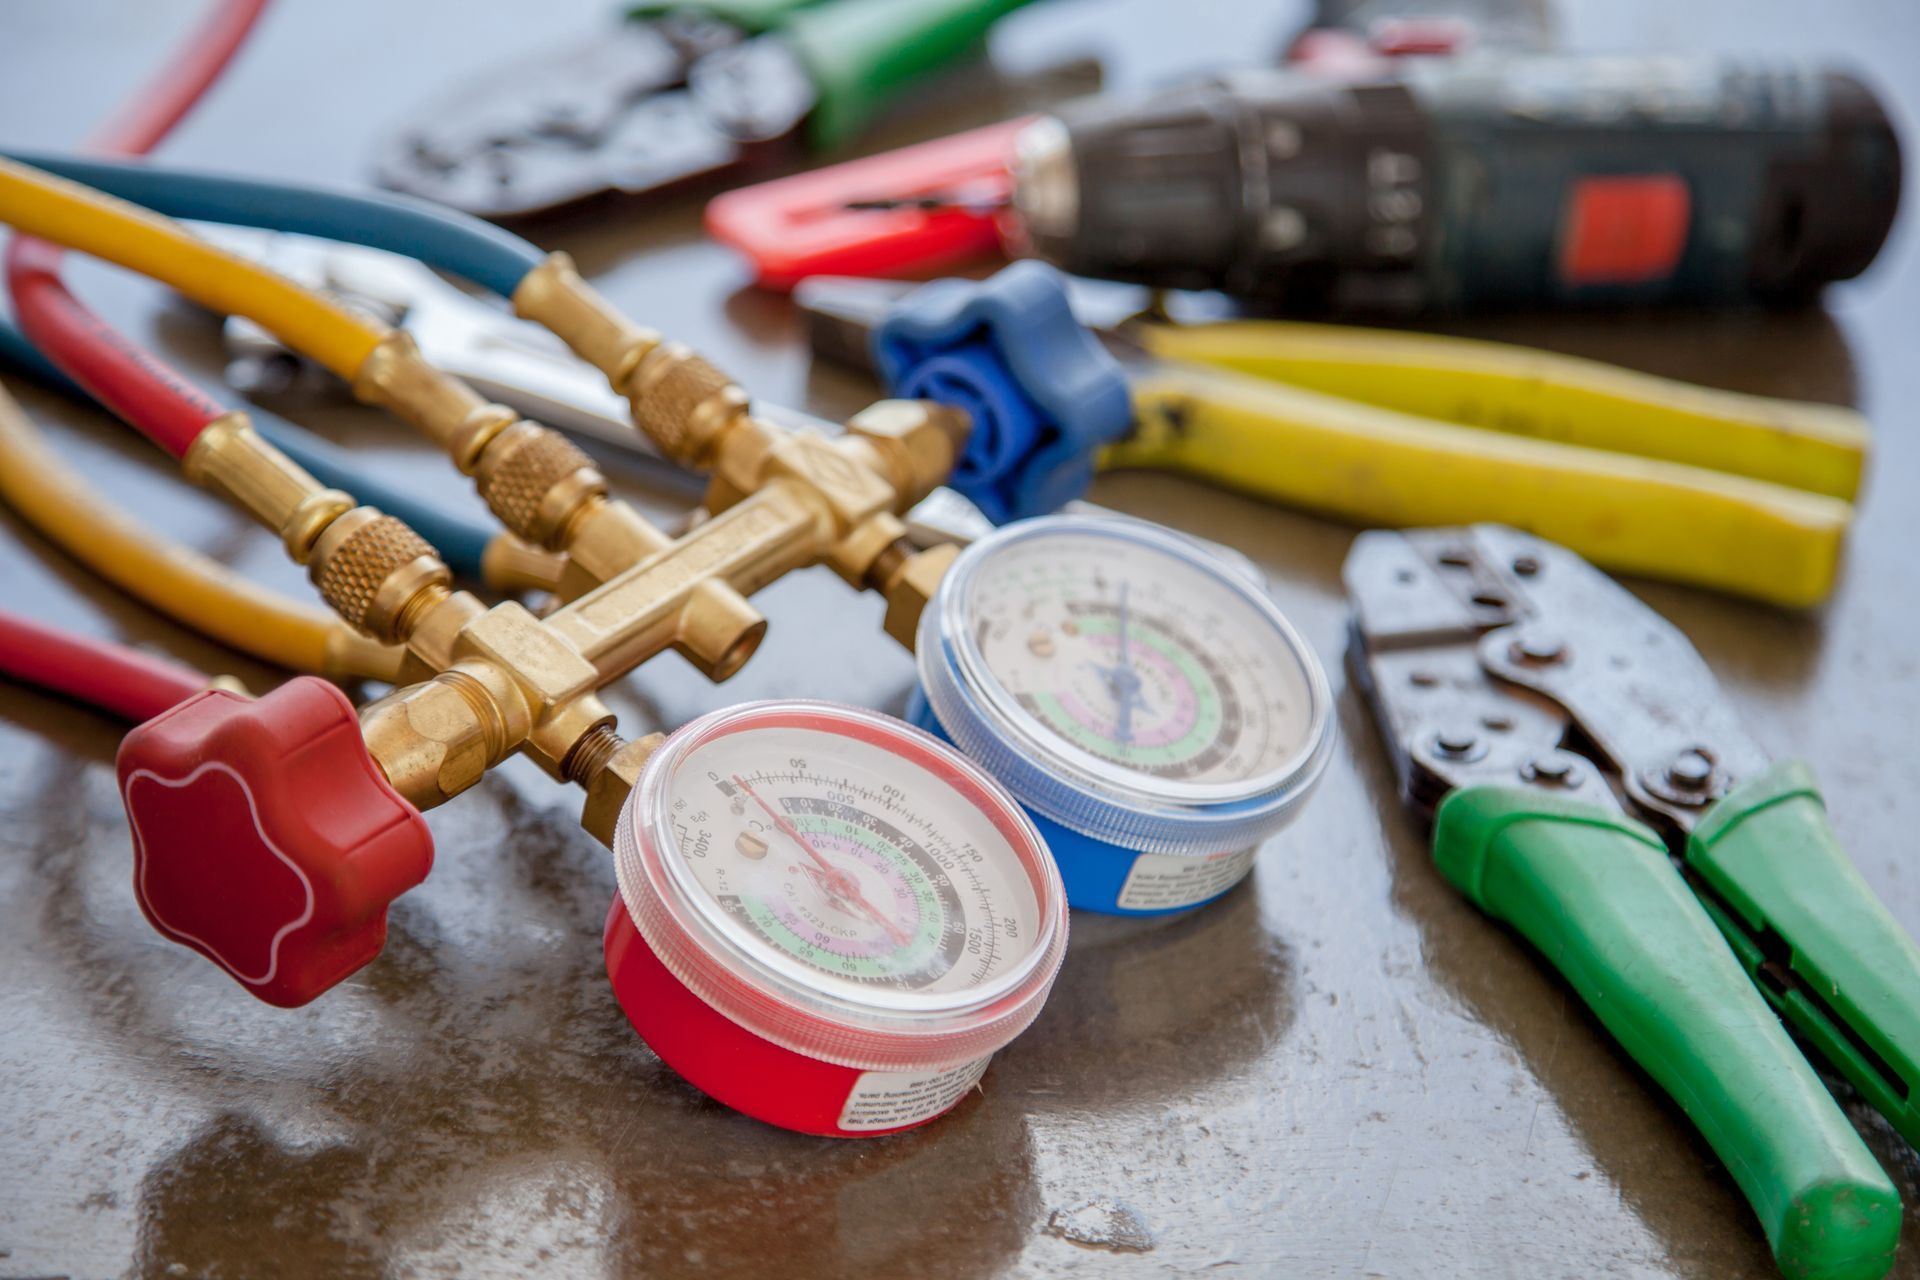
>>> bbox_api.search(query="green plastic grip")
[1689,760,1920,1151]
[781,0,1036,149]
[626,0,822,33]
[1435,786,1899,1280]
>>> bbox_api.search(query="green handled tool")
[1345,524,1920,1280]
[375,0,1039,217]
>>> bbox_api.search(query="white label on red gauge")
[838,1057,991,1131]
[1115,848,1259,912]
[966,529,1317,799]
[665,724,1042,1002]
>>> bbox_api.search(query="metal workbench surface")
[2,1,1917,1275]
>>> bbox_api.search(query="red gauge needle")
[733,776,909,945]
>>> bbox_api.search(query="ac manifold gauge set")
[0,116,1342,1136]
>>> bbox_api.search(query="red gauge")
[606,700,1068,1136]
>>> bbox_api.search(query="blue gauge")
[912,515,1334,915]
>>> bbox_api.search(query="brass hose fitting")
[181,411,354,563]
[353,328,677,595]
[513,253,971,514]
[180,412,462,651]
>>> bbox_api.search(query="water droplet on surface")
[1045,1198,1155,1253]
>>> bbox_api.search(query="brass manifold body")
[191,256,972,847]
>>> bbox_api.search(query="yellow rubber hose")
[0,157,384,380]
[0,379,401,680]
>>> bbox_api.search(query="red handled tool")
[705,117,1027,289]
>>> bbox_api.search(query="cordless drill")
[1008,56,1901,312]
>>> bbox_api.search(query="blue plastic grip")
[872,261,1132,522]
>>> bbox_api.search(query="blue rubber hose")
[6,150,545,299]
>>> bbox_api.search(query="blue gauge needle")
[1094,582,1151,744]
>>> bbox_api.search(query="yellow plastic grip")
[1111,362,1852,607]
[1137,320,1869,502]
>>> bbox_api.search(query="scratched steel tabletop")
[3,1,1919,1276]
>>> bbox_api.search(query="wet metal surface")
[3,1,1920,1275]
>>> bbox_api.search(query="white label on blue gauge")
[918,515,1335,868]
[1116,848,1260,912]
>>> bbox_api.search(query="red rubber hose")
[0,609,208,722]
[89,0,272,156]
[4,0,270,458]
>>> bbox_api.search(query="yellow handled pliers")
[1117,320,1864,608]
[800,274,1867,608]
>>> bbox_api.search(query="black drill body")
[1023,57,1901,313]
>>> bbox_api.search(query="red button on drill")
[116,676,433,1007]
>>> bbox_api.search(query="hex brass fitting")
[359,663,526,811]
[876,542,961,650]
[842,400,971,512]
[576,730,665,848]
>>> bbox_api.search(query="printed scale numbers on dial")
[608,700,1067,1136]
[914,515,1334,916]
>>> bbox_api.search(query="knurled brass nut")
[628,344,748,462]
[312,510,450,641]
[475,423,605,546]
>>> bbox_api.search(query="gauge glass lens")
[963,529,1318,800]
[662,723,1042,1005]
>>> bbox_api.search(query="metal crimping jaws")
[1346,523,1920,1280]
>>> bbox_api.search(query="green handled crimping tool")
[1346,524,1920,1280]
[374,0,1037,217]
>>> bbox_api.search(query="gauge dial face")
[661,719,1044,1004]
[962,528,1319,798]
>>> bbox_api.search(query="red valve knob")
[115,676,433,1007]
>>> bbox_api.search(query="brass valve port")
[678,578,766,682]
